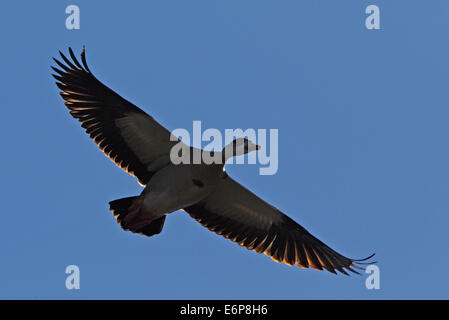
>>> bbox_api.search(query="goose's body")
[52,48,374,275]
[129,162,223,230]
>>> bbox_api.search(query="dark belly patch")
[192,179,204,188]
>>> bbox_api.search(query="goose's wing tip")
[352,252,376,262]
[348,253,377,274]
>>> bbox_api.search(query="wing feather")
[52,47,179,185]
[185,176,375,275]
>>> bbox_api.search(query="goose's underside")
[52,47,375,275]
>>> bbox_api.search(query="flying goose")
[52,47,374,275]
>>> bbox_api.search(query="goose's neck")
[222,143,235,163]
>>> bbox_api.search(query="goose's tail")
[109,196,166,237]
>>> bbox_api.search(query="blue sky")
[1,1,448,299]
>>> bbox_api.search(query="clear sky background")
[1,1,448,299]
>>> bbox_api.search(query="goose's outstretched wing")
[52,47,179,185]
[185,176,375,275]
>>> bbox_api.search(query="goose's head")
[223,138,260,161]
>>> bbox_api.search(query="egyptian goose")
[52,47,374,275]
